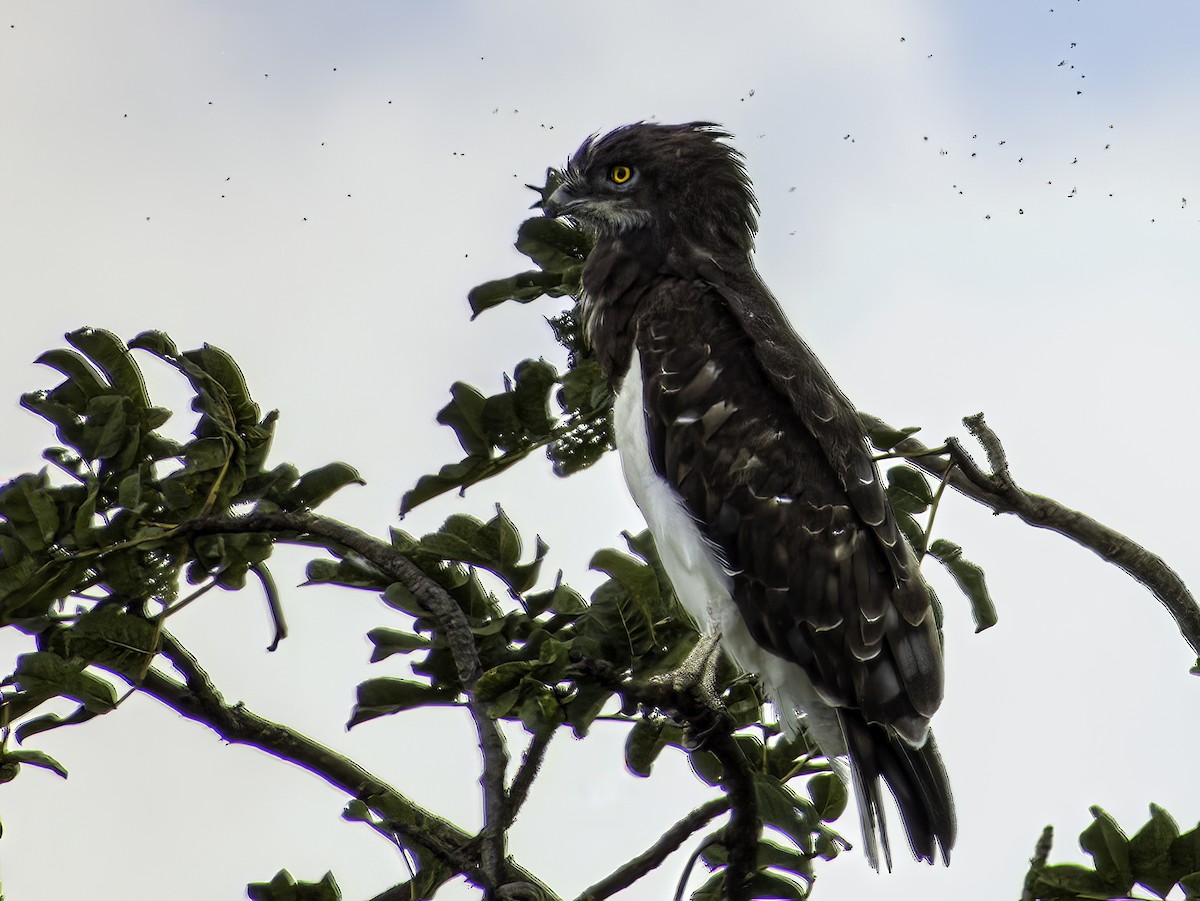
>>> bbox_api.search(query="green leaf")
[862,419,922,452]
[928,538,997,632]
[697,846,811,899]
[894,511,925,554]
[590,548,662,613]
[66,327,150,409]
[474,661,536,706]
[366,627,431,662]
[1129,804,1182,898]
[468,269,570,318]
[625,718,667,777]
[14,707,100,743]
[689,750,724,787]
[33,348,110,401]
[437,382,490,457]
[558,359,608,414]
[886,465,932,515]
[516,684,562,733]
[524,580,587,617]
[0,472,61,551]
[418,507,547,596]
[11,651,118,714]
[690,867,808,901]
[1171,826,1200,884]
[1031,863,1121,898]
[514,216,592,271]
[281,462,365,510]
[43,605,159,678]
[690,869,726,901]
[246,870,341,901]
[806,772,849,823]
[127,329,180,358]
[347,678,456,728]
[1079,806,1133,892]
[563,682,613,738]
[1,749,68,779]
[305,556,389,591]
[117,471,142,511]
[753,773,818,849]
[82,394,133,462]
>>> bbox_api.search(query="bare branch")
[183,511,511,887]
[505,722,558,829]
[575,798,732,901]
[136,664,481,877]
[861,412,1200,670]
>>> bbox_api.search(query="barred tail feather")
[837,710,956,871]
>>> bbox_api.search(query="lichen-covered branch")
[862,413,1200,670]
[504,722,557,829]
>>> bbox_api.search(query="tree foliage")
[0,184,1197,900]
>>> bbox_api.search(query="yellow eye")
[610,165,633,184]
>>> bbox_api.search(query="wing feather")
[634,273,944,733]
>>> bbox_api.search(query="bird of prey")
[541,122,955,870]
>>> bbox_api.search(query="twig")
[136,662,480,878]
[505,722,557,828]
[183,511,511,889]
[575,798,731,901]
[1021,825,1055,901]
[963,412,1013,489]
[918,460,956,560]
[859,413,1200,670]
[674,834,724,901]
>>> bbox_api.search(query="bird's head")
[542,122,759,254]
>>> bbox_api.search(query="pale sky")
[1,3,1198,900]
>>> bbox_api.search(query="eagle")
[542,122,955,870]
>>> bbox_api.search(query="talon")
[647,632,728,748]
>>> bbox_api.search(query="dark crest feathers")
[563,121,759,252]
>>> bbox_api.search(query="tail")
[837,710,956,871]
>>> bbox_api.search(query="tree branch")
[862,412,1200,670]
[183,511,512,888]
[137,662,481,877]
[504,721,557,829]
[575,797,732,901]
[574,657,758,899]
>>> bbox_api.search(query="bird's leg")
[650,631,728,747]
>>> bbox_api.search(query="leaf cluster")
[401,186,609,515]
[323,503,852,896]
[1025,805,1200,901]
[0,329,361,778]
[338,518,700,738]
[865,421,998,634]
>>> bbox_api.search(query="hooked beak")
[542,183,579,218]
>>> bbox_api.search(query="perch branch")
[861,412,1200,669]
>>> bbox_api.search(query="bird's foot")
[649,632,728,748]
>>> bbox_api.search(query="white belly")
[613,348,847,758]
